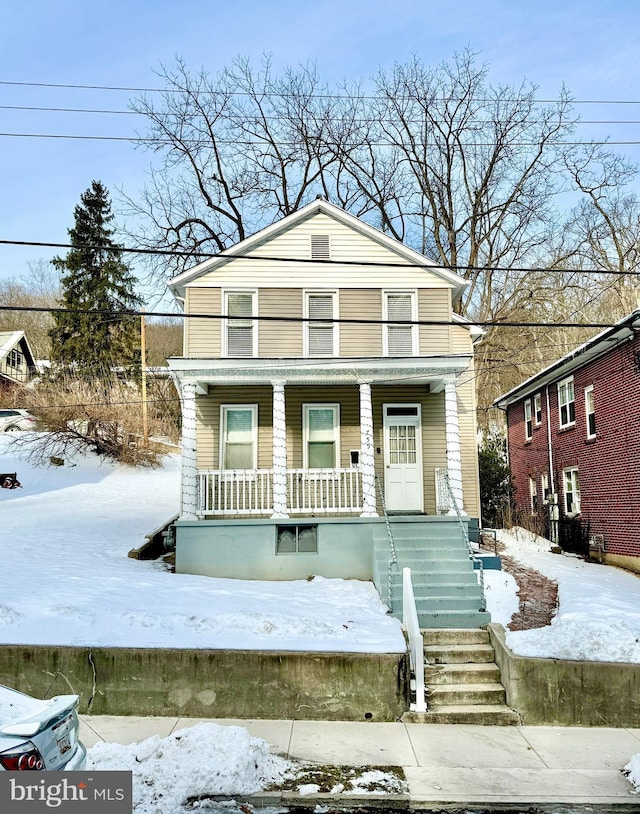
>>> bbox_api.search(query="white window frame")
[7,349,22,369]
[303,403,340,470]
[304,290,338,357]
[529,475,539,514]
[219,404,258,471]
[534,392,542,425]
[585,384,596,439]
[563,467,581,516]
[524,399,533,441]
[222,289,257,357]
[558,376,575,429]
[383,290,418,357]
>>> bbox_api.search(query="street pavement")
[79,715,640,809]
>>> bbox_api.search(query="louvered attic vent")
[310,234,331,260]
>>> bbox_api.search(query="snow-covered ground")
[3,432,640,802]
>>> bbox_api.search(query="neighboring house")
[495,309,640,574]
[168,198,488,627]
[0,331,37,391]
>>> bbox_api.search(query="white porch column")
[180,380,198,520]
[444,380,465,514]
[271,381,289,518]
[359,382,378,517]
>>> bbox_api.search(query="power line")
[1,238,637,278]
[0,303,619,330]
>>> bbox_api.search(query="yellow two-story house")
[168,199,488,628]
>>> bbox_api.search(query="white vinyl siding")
[224,290,256,357]
[384,291,417,356]
[563,467,581,516]
[303,404,340,469]
[220,405,258,469]
[305,291,337,356]
[558,377,575,428]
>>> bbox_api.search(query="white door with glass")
[383,404,423,511]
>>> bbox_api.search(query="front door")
[383,404,423,512]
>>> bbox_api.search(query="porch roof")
[168,355,472,391]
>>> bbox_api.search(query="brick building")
[494,309,640,573]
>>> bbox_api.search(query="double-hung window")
[563,467,581,516]
[224,290,256,357]
[534,393,542,425]
[585,385,596,439]
[220,405,258,470]
[558,376,575,428]
[305,292,337,357]
[541,472,550,505]
[529,476,538,513]
[524,399,533,441]
[383,291,417,356]
[7,349,22,369]
[303,404,339,469]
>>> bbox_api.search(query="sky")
[4,431,640,807]
[2,1,640,303]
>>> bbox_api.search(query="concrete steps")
[405,628,520,726]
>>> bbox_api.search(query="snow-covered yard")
[4,433,640,803]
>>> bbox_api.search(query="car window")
[0,410,20,417]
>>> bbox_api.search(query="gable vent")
[310,234,331,260]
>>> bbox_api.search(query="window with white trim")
[558,376,575,428]
[224,290,256,357]
[563,467,581,516]
[524,399,533,441]
[7,349,22,369]
[305,291,337,356]
[303,404,340,469]
[534,392,542,425]
[220,405,258,470]
[585,385,596,439]
[383,291,417,356]
[529,475,538,514]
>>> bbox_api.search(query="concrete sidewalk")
[79,715,640,809]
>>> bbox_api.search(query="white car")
[0,685,86,771]
[0,409,37,432]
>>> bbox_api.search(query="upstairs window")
[220,405,257,470]
[310,234,331,260]
[303,404,339,469]
[585,385,596,439]
[7,349,22,368]
[524,399,533,441]
[558,376,575,428]
[384,291,417,356]
[534,392,542,425]
[563,467,581,516]
[305,291,337,357]
[224,290,256,357]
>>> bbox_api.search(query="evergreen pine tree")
[50,181,142,373]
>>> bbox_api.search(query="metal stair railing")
[441,470,487,612]
[375,475,398,612]
[402,567,427,712]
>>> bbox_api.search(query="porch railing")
[197,468,363,516]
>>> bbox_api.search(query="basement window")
[276,525,318,554]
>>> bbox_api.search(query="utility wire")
[0,238,637,278]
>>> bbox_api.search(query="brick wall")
[506,333,640,558]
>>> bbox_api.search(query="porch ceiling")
[169,355,472,390]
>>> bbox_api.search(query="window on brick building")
[585,385,596,439]
[534,392,542,425]
[524,399,533,441]
[558,377,575,428]
[563,467,581,516]
[529,475,538,514]
[541,472,550,504]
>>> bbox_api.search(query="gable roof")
[168,198,468,301]
[494,309,640,409]
[0,331,36,367]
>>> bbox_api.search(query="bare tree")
[0,259,60,359]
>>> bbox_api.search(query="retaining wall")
[0,646,406,722]
[489,623,640,727]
